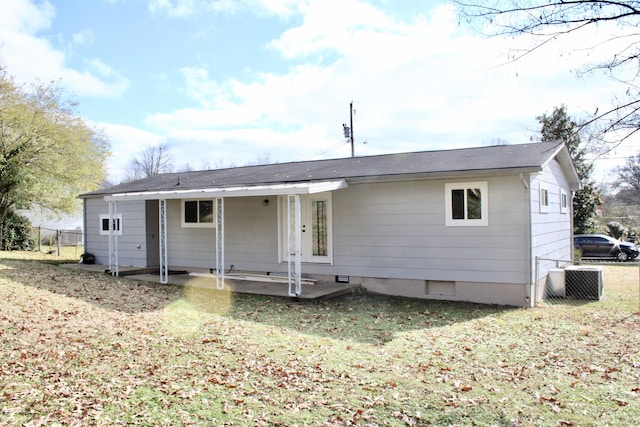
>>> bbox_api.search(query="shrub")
[574,248,582,262]
[607,221,627,240]
[1,210,35,251]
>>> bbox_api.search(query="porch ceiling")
[103,179,348,201]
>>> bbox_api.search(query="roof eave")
[346,166,545,184]
[540,143,582,191]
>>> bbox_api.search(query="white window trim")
[444,181,489,227]
[181,199,216,228]
[99,214,123,236]
[539,185,550,213]
[560,190,568,214]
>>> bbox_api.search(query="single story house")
[80,141,581,306]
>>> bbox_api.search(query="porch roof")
[103,179,348,201]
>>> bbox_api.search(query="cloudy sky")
[0,0,634,183]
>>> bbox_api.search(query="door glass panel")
[311,200,327,256]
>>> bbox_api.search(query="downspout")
[519,173,533,307]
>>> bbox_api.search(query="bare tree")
[244,152,274,166]
[177,163,194,173]
[455,1,640,152]
[613,151,640,204]
[125,143,174,182]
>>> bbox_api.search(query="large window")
[182,200,215,228]
[445,182,488,226]
[99,214,122,235]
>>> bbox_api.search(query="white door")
[279,192,332,264]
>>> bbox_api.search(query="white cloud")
[0,0,55,33]
[62,59,130,97]
[148,0,195,17]
[148,4,549,145]
[268,0,394,59]
[97,122,166,183]
[5,0,630,182]
[70,30,95,49]
[209,0,306,18]
[138,0,633,181]
[0,0,129,97]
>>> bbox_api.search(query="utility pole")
[349,101,354,158]
[342,102,356,157]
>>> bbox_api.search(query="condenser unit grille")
[564,267,603,301]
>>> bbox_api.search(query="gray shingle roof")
[83,141,572,197]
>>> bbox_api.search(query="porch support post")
[215,197,225,289]
[108,200,119,277]
[287,194,302,296]
[159,199,168,284]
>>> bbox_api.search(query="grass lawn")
[1,251,639,426]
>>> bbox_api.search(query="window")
[182,200,215,227]
[311,200,328,256]
[540,185,550,212]
[560,190,568,213]
[445,182,488,226]
[99,214,122,235]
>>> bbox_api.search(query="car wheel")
[616,251,629,262]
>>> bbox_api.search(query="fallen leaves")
[1,257,639,426]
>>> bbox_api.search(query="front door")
[279,192,333,264]
[145,200,160,266]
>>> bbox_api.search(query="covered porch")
[102,179,349,298]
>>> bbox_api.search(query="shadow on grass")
[0,258,181,314]
[180,278,516,345]
[2,257,516,345]
[229,292,514,344]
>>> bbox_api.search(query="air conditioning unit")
[564,266,604,301]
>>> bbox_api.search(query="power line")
[297,140,349,161]
[589,155,636,161]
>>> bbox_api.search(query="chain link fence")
[31,226,84,259]
[535,256,640,315]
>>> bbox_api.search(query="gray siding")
[320,176,530,284]
[530,158,574,269]
[96,176,533,286]
[165,199,215,269]
[84,197,148,266]
[165,197,279,271]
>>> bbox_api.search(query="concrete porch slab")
[62,264,358,301]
